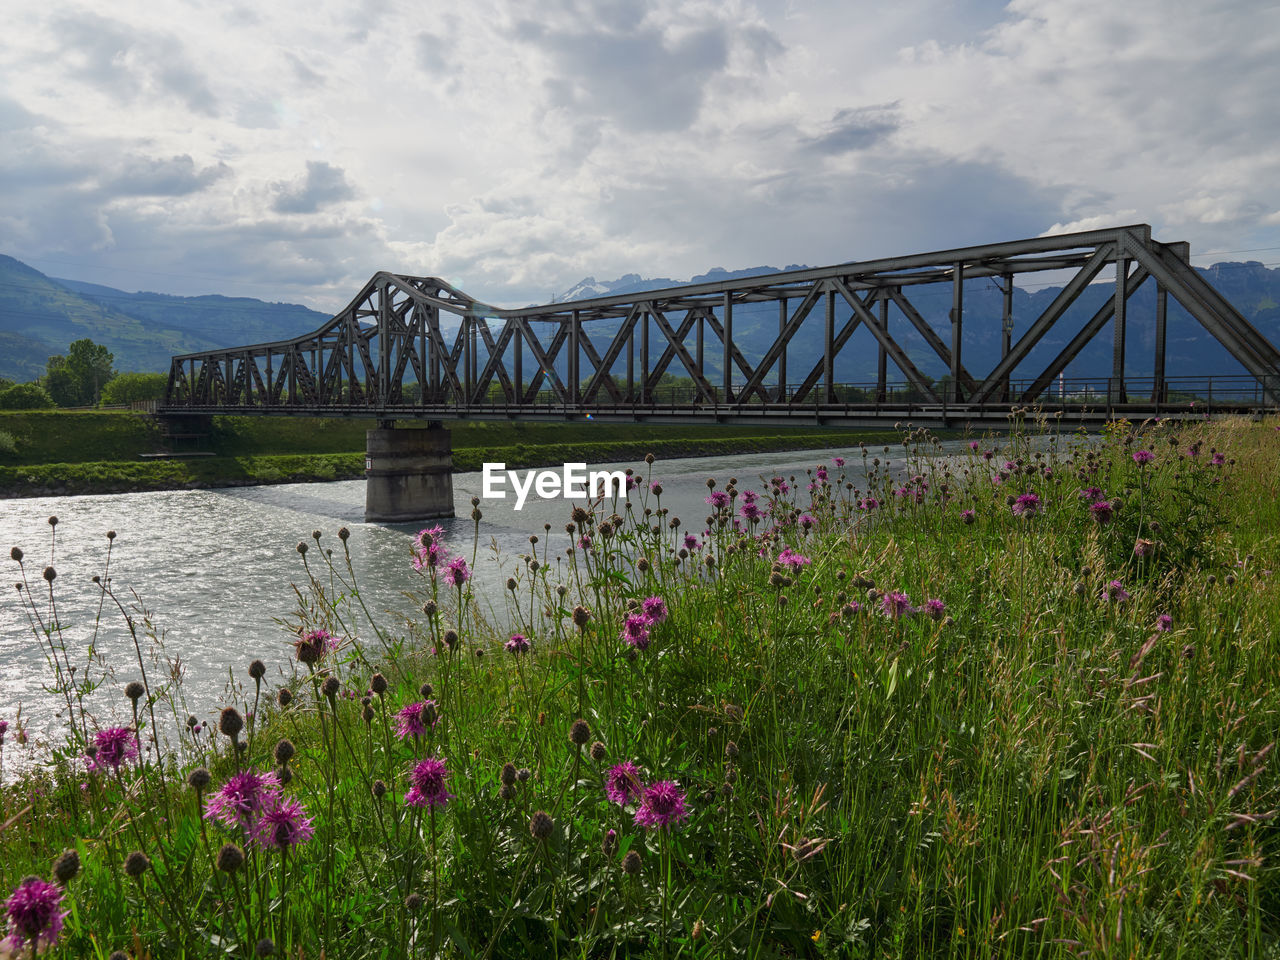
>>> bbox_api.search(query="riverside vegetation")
[1,414,1278,958]
[0,412,884,498]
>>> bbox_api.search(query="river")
[0,440,966,755]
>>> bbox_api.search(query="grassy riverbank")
[2,415,1277,957]
[0,411,894,497]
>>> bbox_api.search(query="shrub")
[0,382,56,409]
[100,372,168,406]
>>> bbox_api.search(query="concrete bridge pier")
[364,421,455,522]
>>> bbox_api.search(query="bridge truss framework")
[163,224,1280,426]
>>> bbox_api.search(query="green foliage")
[1,417,1277,958]
[43,338,116,406]
[100,371,169,405]
[0,429,16,454]
[0,381,56,409]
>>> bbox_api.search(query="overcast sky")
[3,0,1279,312]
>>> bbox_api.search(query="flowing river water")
[0,439,985,758]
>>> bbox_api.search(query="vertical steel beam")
[696,311,704,379]
[722,292,733,401]
[877,293,888,402]
[778,298,788,401]
[1153,284,1167,402]
[378,282,390,405]
[950,262,964,402]
[463,317,472,406]
[1001,275,1014,401]
[1111,255,1128,403]
[570,310,580,405]
[627,324,634,402]
[640,309,649,403]
[823,285,835,403]
[513,320,523,406]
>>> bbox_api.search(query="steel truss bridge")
[163,224,1280,428]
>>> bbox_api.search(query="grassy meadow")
[0,414,1278,958]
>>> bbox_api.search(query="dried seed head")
[296,541,307,555]
[338,527,350,541]
[444,629,459,650]
[321,676,340,699]
[52,849,81,885]
[10,547,22,562]
[506,577,518,591]
[725,741,739,760]
[622,850,642,875]
[372,779,387,800]
[572,605,591,628]
[276,764,292,786]
[187,767,212,792]
[273,739,295,765]
[405,892,423,912]
[43,566,56,582]
[362,703,375,724]
[255,937,275,957]
[602,828,618,855]
[124,681,145,702]
[419,682,433,698]
[499,784,517,801]
[517,768,532,783]
[423,599,438,616]
[277,687,293,708]
[108,952,129,960]
[218,706,244,739]
[569,718,591,746]
[123,851,149,879]
[370,672,388,695]
[500,762,518,786]
[529,810,554,841]
[248,659,266,681]
[590,741,607,762]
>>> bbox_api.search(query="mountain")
[0,255,331,380]
[551,260,1280,385]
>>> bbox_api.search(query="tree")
[43,339,116,407]
[100,372,168,406]
[0,382,56,409]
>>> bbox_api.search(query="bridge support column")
[364,423,454,523]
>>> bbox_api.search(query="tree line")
[0,339,168,409]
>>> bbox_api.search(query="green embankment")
[0,411,893,497]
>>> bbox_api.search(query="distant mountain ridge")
[0,254,331,380]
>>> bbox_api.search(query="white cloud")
[0,0,1277,316]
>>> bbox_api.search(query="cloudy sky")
[3,0,1279,312]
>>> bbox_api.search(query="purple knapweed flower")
[577,535,592,550]
[1011,493,1042,518]
[88,727,139,773]
[253,796,315,852]
[295,628,338,664]
[705,491,730,509]
[621,614,651,651]
[606,761,644,806]
[1089,500,1114,525]
[394,700,439,738]
[859,497,880,511]
[833,456,845,467]
[443,556,471,587]
[960,509,975,525]
[1134,538,1156,559]
[405,757,453,809]
[968,440,980,451]
[777,547,812,570]
[683,533,701,551]
[923,598,946,621]
[505,633,530,655]
[634,780,689,830]
[799,513,816,531]
[1211,452,1226,466]
[4,876,65,951]
[880,591,913,619]
[412,525,449,571]
[815,466,828,482]
[1101,580,1130,603]
[1133,450,1154,465]
[982,450,994,460]
[205,769,283,830]
[641,596,669,624]
[740,501,766,522]
[1155,614,1173,633]
[1078,486,1104,501]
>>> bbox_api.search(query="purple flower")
[1211,452,1226,466]
[705,491,730,509]
[799,514,816,531]
[1133,538,1156,559]
[405,757,453,809]
[577,534,592,550]
[295,628,339,664]
[412,524,449,570]
[1133,450,1154,465]
[252,796,315,851]
[880,591,913,619]
[205,769,283,830]
[88,727,139,773]
[960,509,975,525]
[859,497,880,511]
[683,533,701,551]
[4,876,65,951]
[1089,500,1114,525]
[394,701,439,738]
[444,556,471,587]
[923,598,946,621]
[968,441,980,451]
[815,466,828,482]
[633,780,689,830]
[606,761,645,806]
[1011,493,1042,518]
[641,596,669,624]
[1155,614,1173,632]
[1101,580,1130,603]
[777,547,812,570]
[1078,486,1104,501]
[505,633,530,655]
[982,450,994,460]
[621,613,651,651]
[832,456,845,467]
